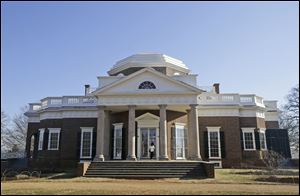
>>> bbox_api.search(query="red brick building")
[25,53,288,170]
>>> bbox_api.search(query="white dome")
[108,53,190,75]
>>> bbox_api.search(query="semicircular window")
[138,81,156,89]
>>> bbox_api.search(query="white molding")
[98,94,198,106]
[174,124,186,159]
[80,127,93,159]
[265,111,279,121]
[113,123,123,159]
[259,128,267,151]
[136,113,160,160]
[48,128,61,150]
[207,127,221,159]
[209,160,222,168]
[38,128,45,150]
[241,128,256,151]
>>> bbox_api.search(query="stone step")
[84,161,212,179]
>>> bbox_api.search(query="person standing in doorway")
[149,142,155,160]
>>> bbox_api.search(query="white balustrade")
[28,96,98,112]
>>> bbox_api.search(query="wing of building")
[25,53,291,170]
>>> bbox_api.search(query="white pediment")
[93,68,202,96]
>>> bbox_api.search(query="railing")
[198,93,265,107]
[264,100,278,111]
[28,96,98,112]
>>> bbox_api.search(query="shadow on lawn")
[231,170,299,176]
[45,170,77,179]
[255,176,299,184]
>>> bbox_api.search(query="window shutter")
[171,127,176,159]
[111,127,115,160]
[77,130,81,159]
[92,129,96,158]
[255,131,260,150]
[122,127,126,160]
[204,131,208,158]
[240,129,244,150]
[184,128,188,159]
[220,131,226,158]
[44,130,49,150]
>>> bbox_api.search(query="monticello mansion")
[25,53,291,170]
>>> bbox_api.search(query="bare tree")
[279,84,299,158]
[1,110,10,152]
[1,106,28,158]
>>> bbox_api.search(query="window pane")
[82,132,91,157]
[209,131,220,158]
[244,132,254,149]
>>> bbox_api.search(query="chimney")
[213,83,220,94]
[84,84,90,96]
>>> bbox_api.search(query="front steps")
[84,161,214,179]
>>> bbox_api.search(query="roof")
[107,53,190,75]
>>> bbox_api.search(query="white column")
[159,104,169,160]
[127,105,137,160]
[189,104,202,160]
[94,106,106,161]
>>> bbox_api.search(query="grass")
[1,169,299,195]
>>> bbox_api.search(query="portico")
[93,103,202,161]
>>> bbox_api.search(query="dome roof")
[108,53,190,75]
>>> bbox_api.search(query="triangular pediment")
[92,68,202,96]
[135,112,160,121]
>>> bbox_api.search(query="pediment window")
[138,81,156,89]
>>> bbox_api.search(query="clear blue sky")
[1,1,299,118]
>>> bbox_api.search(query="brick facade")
[26,111,282,170]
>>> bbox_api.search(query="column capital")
[189,104,199,108]
[128,105,136,109]
[159,104,167,109]
[97,105,106,110]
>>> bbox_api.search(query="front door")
[140,127,157,159]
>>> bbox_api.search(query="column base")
[159,156,169,160]
[189,156,202,161]
[93,155,105,162]
[126,156,137,161]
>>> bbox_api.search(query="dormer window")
[138,81,156,89]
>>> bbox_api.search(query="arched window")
[138,81,156,89]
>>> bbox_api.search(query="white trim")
[136,113,160,160]
[48,128,61,150]
[209,160,222,168]
[113,123,123,160]
[207,127,221,159]
[259,128,267,151]
[80,127,93,159]
[241,128,256,151]
[38,128,45,150]
[174,124,186,160]
[92,67,203,95]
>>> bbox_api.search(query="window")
[80,127,93,159]
[48,128,61,150]
[113,123,123,159]
[242,128,256,151]
[138,81,156,89]
[38,128,45,150]
[30,135,35,158]
[207,127,221,159]
[259,128,267,150]
[174,124,186,159]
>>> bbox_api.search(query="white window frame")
[242,128,256,151]
[38,128,45,150]
[113,123,123,160]
[259,128,267,151]
[48,128,61,150]
[207,127,221,159]
[175,123,186,160]
[80,127,93,159]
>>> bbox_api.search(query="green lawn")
[1,169,299,195]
